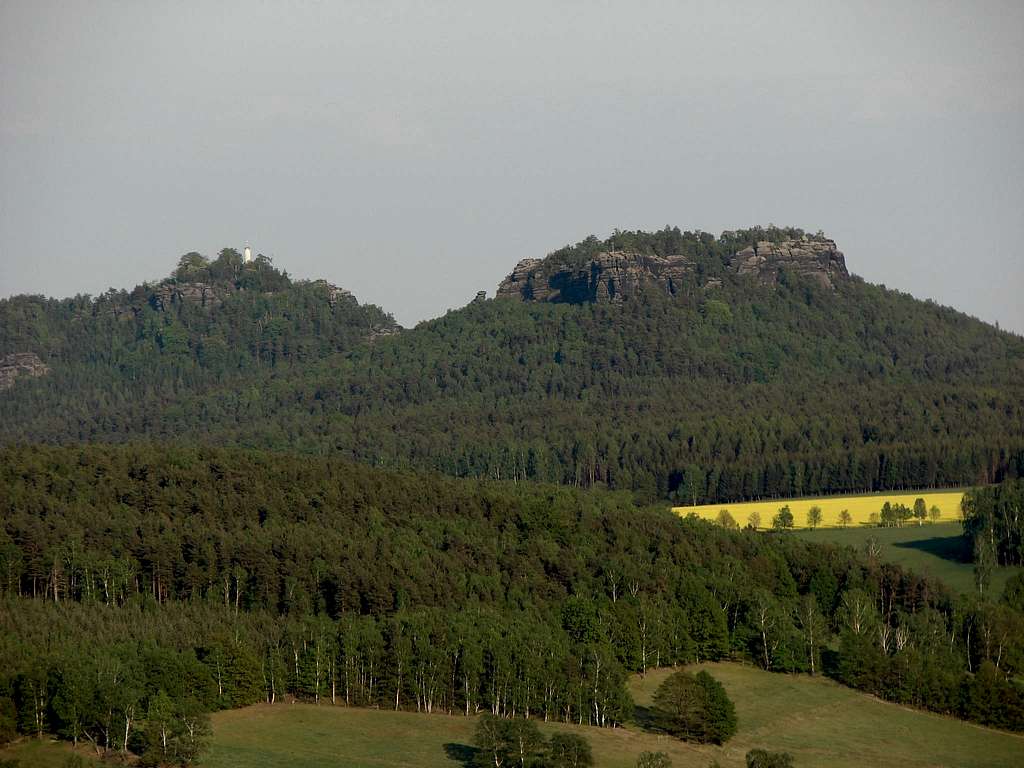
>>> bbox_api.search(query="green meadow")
[793,521,1022,595]
[5,662,1020,767]
[196,663,1023,768]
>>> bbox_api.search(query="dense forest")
[2,445,1023,764]
[2,228,1023,504]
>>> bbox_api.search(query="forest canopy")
[2,444,1023,760]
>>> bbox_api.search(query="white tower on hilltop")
[243,242,253,264]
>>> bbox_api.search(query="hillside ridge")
[1,227,1021,505]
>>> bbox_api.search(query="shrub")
[0,698,16,746]
[652,670,737,744]
[636,752,672,768]
[474,714,545,768]
[746,748,794,767]
[548,733,593,767]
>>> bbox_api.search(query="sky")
[1,1,1022,332]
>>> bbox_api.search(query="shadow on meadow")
[893,532,971,563]
[443,742,479,767]
[633,703,668,736]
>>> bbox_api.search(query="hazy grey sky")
[2,1,1022,331]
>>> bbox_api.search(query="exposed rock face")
[496,236,849,305]
[0,352,50,391]
[150,279,362,313]
[367,324,401,342]
[151,282,232,311]
[311,280,356,308]
[305,282,398,338]
[496,251,693,304]
[730,238,848,289]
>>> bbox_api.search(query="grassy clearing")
[633,664,1024,767]
[0,739,102,766]
[198,662,1024,768]
[793,522,1022,596]
[673,490,965,529]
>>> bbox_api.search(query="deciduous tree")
[651,670,736,744]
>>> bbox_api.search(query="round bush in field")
[652,669,737,744]
[746,748,795,768]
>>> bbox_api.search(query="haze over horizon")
[2,1,1022,332]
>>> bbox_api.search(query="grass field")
[0,739,101,766]
[5,663,1019,767]
[794,521,1022,596]
[192,662,1024,768]
[673,490,965,530]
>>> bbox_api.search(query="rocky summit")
[496,236,849,304]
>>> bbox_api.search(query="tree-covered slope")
[0,248,397,444]
[2,444,1023,748]
[2,229,1022,502]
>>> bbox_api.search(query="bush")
[0,698,16,746]
[746,749,794,767]
[652,670,737,744]
[473,714,545,768]
[636,752,671,768]
[1003,571,1024,613]
[548,733,593,767]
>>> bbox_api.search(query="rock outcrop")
[311,280,356,308]
[149,279,361,313]
[150,282,232,311]
[0,352,50,391]
[496,236,849,304]
[496,251,693,304]
[730,238,848,289]
[367,325,401,342]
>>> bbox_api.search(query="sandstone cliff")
[310,279,356,308]
[148,278,362,313]
[0,352,49,391]
[150,281,235,311]
[496,237,848,304]
[730,238,848,289]
[496,251,693,303]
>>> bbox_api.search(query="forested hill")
[2,228,1023,503]
[2,444,1023,742]
[0,247,398,433]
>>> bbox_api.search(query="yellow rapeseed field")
[673,490,966,529]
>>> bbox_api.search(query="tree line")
[0,600,637,765]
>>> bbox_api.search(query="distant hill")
[0,247,398,441]
[2,228,1022,502]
